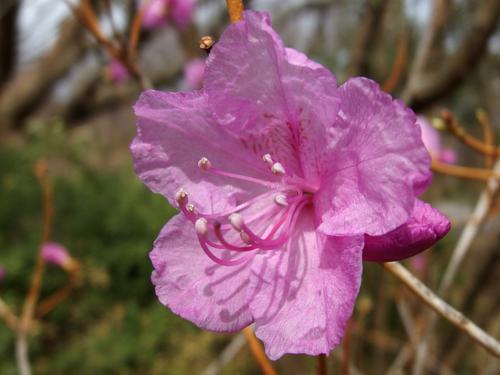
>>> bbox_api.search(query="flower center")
[176,154,313,266]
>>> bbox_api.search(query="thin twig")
[317,353,327,375]
[476,109,496,168]
[242,326,278,375]
[16,160,54,375]
[201,333,247,375]
[442,110,500,158]
[0,296,18,330]
[382,33,408,93]
[35,268,79,318]
[382,262,500,357]
[431,159,500,180]
[226,0,244,23]
[342,319,352,375]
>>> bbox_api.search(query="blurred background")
[0,0,499,374]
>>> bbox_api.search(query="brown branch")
[317,354,327,375]
[432,159,500,180]
[382,262,500,358]
[226,0,244,24]
[442,110,500,157]
[0,296,18,331]
[476,109,496,168]
[404,1,500,110]
[16,159,54,375]
[242,326,278,375]
[381,33,408,93]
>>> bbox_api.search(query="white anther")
[271,162,286,176]
[228,213,244,230]
[198,157,212,170]
[195,218,208,236]
[240,231,252,244]
[186,203,196,213]
[274,194,288,207]
[262,154,273,165]
[175,188,188,205]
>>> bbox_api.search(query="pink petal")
[171,0,195,29]
[131,90,273,213]
[205,11,339,179]
[316,78,432,237]
[417,116,441,157]
[141,0,168,29]
[184,58,205,89]
[151,214,254,331]
[247,207,363,360]
[363,200,451,262]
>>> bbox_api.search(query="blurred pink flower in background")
[132,11,450,359]
[107,60,129,84]
[141,0,195,30]
[418,116,457,164]
[183,58,205,89]
[0,266,5,283]
[41,242,77,272]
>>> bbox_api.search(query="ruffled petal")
[150,214,254,332]
[131,90,273,212]
[247,207,363,360]
[363,200,451,262]
[205,11,339,180]
[316,77,432,236]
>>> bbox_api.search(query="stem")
[317,353,327,375]
[242,326,278,375]
[431,159,500,180]
[226,0,244,23]
[382,262,500,357]
[15,160,54,375]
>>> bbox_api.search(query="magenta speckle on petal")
[131,10,449,359]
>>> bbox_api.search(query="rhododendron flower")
[131,11,450,359]
[107,60,129,84]
[41,242,77,272]
[418,116,457,164]
[141,0,195,30]
[184,58,205,89]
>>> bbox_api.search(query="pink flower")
[184,58,205,89]
[131,11,450,359]
[41,242,76,271]
[108,60,129,84]
[141,0,195,30]
[417,116,457,164]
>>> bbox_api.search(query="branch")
[404,1,500,110]
[382,262,500,357]
[242,326,278,375]
[0,18,87,131]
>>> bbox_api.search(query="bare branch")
[383,262,500,358]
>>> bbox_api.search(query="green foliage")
[0,124,228,374]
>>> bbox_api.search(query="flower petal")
[205,11,339,180]
[150,214,254,331]
[316,77,432,237]
[131,90,273,212]
[247,207,363,360]
[363,200,451,262]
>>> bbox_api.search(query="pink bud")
[41,242,71,268]
[108,60,129,84]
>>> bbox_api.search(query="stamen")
[197,234,252,266]
[175,188,188,206]
[240,231,252,244]
[274,194,288,207]
[271,162,286,176]
[198,157,212,170]
[228,213,243,230]
[195,218,208,236]
[262,154,274,165]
